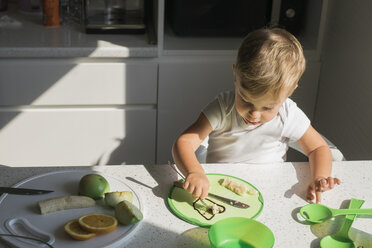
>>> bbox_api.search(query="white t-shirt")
[202,91,310,163]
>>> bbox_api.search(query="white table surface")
[0,161,371,248]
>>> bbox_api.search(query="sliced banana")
[221,177,249,196]
[38,196,96,215]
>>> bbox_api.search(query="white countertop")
[0,161,371,247]
[0,3,157,58]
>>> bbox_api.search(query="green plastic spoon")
[300,203,372,223]
[320,198,365,248]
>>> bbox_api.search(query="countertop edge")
[0,47,158,58]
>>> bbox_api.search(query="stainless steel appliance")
[84,0,146,34]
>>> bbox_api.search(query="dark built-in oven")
[166,0,306,37]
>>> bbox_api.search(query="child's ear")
[292,84,298,94]
[287,84,298,97]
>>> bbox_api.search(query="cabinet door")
[0,109,156,166]
[0,60,157,105]
[157,60,234,164]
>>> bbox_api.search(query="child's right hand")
[183,172,210,199]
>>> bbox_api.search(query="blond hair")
[234,28,305,100]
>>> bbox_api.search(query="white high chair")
[196,135,346,163]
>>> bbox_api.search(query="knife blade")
[0,187,54,195]
[173,181,250,209]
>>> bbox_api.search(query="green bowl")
[208,217,275,248]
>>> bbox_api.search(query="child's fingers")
[306,184,315,201]
[315,191,322,203]
[319,178,328,190]
[327,177,335,189]
[324,177,341,190]
[183,180,189,190]
[334,177,341,185]
[308,183,315,193]
[201,183,210,199]
[307,177,340,203]
[193,186,202,198]
[200,187,208,199]
[186,184,195,195]
[306,191,314,201]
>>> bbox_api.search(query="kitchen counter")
[0,3,157,58]
[0,161,371,247]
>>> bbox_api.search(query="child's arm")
[172,113,213,199]
[297,125,341,203]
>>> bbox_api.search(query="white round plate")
[0,170,143,248]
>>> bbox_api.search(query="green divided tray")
[167,174,264,227]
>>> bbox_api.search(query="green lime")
[78,174,110,200]
[115,200,143,225]
[105,191,133,208]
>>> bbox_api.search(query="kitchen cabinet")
[0,60,157,105]
[0,109,156,165]
[0,60,157,165]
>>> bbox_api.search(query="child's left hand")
[306,177,341,203]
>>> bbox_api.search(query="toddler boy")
[172,28,340,203]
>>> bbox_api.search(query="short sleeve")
[281,98,311,142]
[202,91,235,131]
[202,96,223,130]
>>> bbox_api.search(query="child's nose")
[249,109,260,118]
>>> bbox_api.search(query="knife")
[173,181,250,209]
[0,187,54,195]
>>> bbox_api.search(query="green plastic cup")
[208,217,275,248]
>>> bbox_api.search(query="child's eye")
[263,107,273,111]
[242,100,253,107]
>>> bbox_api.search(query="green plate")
[167,174,264,227]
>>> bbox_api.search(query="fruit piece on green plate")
[105,191,133,208]
[115,200,143,225]
[78,174,110,200]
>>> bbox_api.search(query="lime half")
[115,200,143,225]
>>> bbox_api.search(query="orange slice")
[78,213,118,234]
[64,219,96,241]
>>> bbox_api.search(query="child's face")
[235,89,287,126]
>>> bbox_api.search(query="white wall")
[315,0,372,160]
